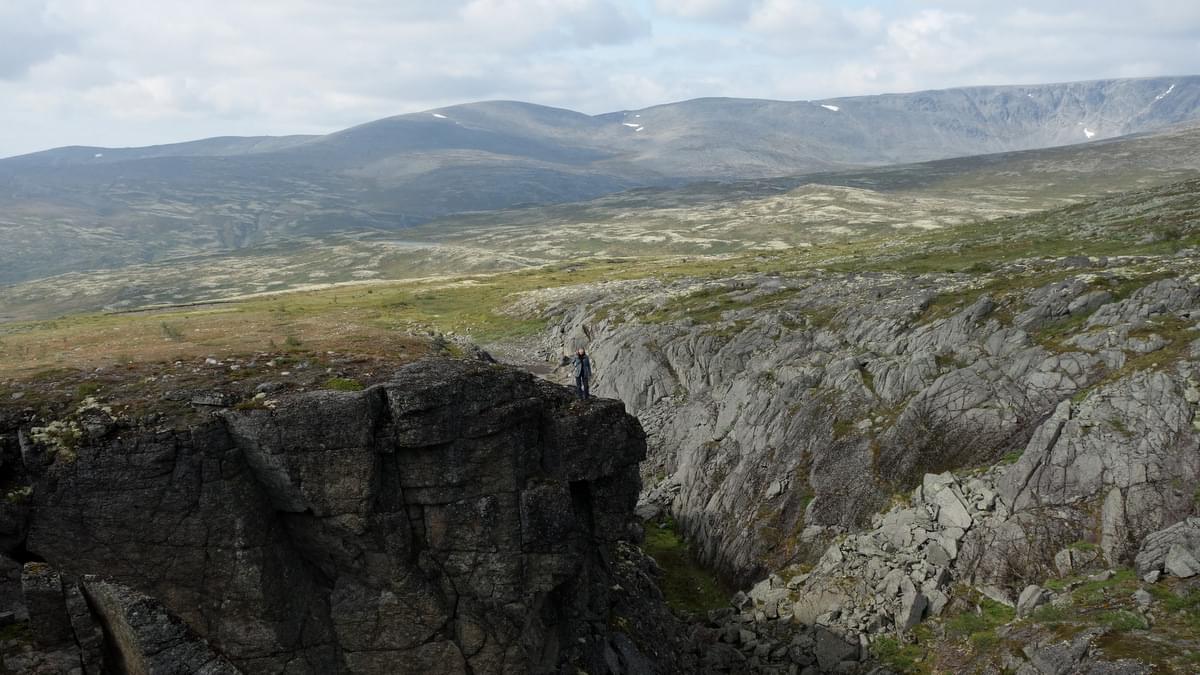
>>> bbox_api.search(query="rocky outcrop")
[536,269,1152,581]
[717,468,1005,646]
[530,261,1200,589]
[517,259,1200,673]
[0,359,652,674]
[958,367,1200,589]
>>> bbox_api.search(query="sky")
[2,0,1198,157]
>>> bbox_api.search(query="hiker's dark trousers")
[575,376,590,400]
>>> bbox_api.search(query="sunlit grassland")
[3,175,1198,380]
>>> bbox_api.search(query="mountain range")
[2,75,1199,288]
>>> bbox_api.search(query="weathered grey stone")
[1133,589,1152,609]
[1016,585,1052,618]
[925,588,950,616]
[732,590,753,610]
[932,487,973,530]
[895,587,928,632]
[1088,278,1200,328]
[1054,546,1099,577]
[813,628,858,671]
[1135,517,1200,576]
[1165,543,1200,578]
[962,371,1200,588]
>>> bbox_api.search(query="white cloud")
[0,0,75,79]
[883,10,976,75]
[653,0,758,21]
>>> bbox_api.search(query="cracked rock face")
[3,359,647,674]
[536,271,1132,581]
[531,265,1200,592]
[959,369,1200,587]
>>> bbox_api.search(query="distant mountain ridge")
[9,76,1197,169]
[1,75,1199,285]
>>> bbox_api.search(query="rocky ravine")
[0,360,661,674]
[530,254,1200,669]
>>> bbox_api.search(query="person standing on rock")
[571,347,593,400]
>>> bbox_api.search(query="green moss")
[999,450,1024,465]
[233,398,270,411]
[1095,632,1185,668]
[832,418,857,440]
[1029,603,1069,623]
[1098,609,1149,632]
[969,630,1001,652]
[1043,575,1080,592]
[641,517,732,616]
[945,597,1015,645]
[1072,569,1137,605]
[609,614,632,634]
[1036,312,1095,353]
[871,635,927,674]
[1161,587,1200,631]
[324,377,365,392]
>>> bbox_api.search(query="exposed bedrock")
[536,266,1200,590]
[0,359,650,674]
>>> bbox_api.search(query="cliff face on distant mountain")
[2,76,1198,287]
[0,360,653,674]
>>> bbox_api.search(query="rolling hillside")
[1,76,1199,286]
[3,116,1200,322]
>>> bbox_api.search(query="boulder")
[813,627,858,671]
[895,587,928,631]
[1135,517,1200,577]
[1054,546,1099,577]
[930,483,974,530]
[1165,544,1200,578]
[1133,589,1152,610]
[1016,585,1052,618]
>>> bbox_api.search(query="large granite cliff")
[0,359,652,674]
